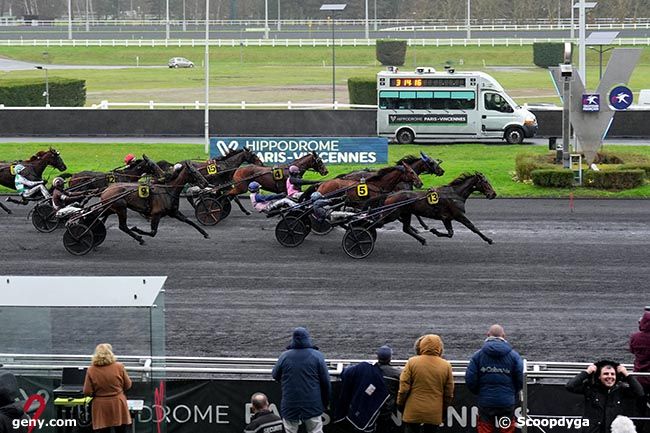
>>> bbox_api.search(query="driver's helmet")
[124,154,135,165]
[13,164,25,174]
[289,165,300,174]
[310,192,323,201]
[52,177,65,188]
[173,163,183,172]
[248,181,261,192]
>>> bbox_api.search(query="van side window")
[484,93,513,113]
[379,90,475,110]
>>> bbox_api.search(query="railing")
[0,101,377,110]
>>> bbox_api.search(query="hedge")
[347,77,376,106]
[533,42,573,69]
[531,169,575,188]
[584,170,645,190]
[515,153,555,181]
[376,40,407,66]
[0,77,86,107]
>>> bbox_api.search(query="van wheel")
[396,129,415,144]
[505,126,524,144]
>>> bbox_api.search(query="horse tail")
[300,184,318,202]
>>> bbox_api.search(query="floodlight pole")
[182,0,186,32]
[85,0,89,32]
[331,16,336,105]
[466,0,471,40]
[570,1,574,40]
[277,0,281,31]
[373,0,377,31]
[67,0,72,39]
[165,0,170,40]
[264,0,269,39]
[364,0,368,39]
[204,0,210,154]
[578,0,586,86]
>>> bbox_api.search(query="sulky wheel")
[32,202,59,233]
[342,227,375,259]
[195,197,224,226]
[218,196,232,219]
[275,215,308,248]
[90,220,107,247]
[309,214,333,236]
[63,223,95,256]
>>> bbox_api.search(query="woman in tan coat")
[83,343,133,433]
[397,334,454,433]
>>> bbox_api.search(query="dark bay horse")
[99,161,210,245]
[68,154,165,192]
[0,148,67,189]
[340,152,444,182]
[310,162,423,206]
[189,148,264,215]
[228,151,329,197]
[381,172,497,245]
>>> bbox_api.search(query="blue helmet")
[248,181,261,192]
[310,192,323,201]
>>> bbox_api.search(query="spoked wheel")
[275,216,309,248]
[32,202,59,233]
[218,196,232,219]
[90,220,107,247]
[195,197,224,226]
[63,223,95,256]
[342,227,375,259]
[309,214,333,235]
[287,210,312,236]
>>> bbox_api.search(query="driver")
[51,177,86,218]
[310,192,355,223]
[124,154,137,166]
[286,165,319,199]
[248,181,294,213]
[11,164,50,203]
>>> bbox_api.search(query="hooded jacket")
[630,311,650,388]
[396,335,454,425]
[335,362,389,432]
[465,337,524,408]
[272,328,331,421]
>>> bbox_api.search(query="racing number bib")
[427,191,439,205]
[138,185,150,198]
[9,165,15,175]
[107,174,116,183]
[273,168,284,180]
[206,164,218,175]
[357,184,369,197]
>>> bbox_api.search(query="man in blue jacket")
[272,327,331,433]
[465,325,523,433]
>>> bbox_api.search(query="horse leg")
[171,209,210,239]
[115,207,145,245]
[0,201,11,214]
[454,214,493,244]
[400,214,427,246]
[416,215,429,230]
[430,219,454,238]
[232,195,251,216]
[130,214,160,237]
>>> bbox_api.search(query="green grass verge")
[3,142,650,198]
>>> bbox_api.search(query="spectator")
[630,309,650,433]
[0,372,27,433]
[83,343,133,433]
[272,327,331,433]
[397,334,454,433]
[375,345,402,433]
[566,360,644,433]
[465,324,524,433]
[244,393,285,433]
[248,182,294,213]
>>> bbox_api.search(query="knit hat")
[377,345,392,363]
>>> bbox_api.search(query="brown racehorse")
[189,148,264,215]
[0,148,67,190]
[99,161,210,245]
[340,152,444,182]
[381,172,497,245]
[68,154,165,192]
[228,151,328,198]
[308,162,423,207]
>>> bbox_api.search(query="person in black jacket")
[0,372,27,433]
[566,360,644,433]
[375,345,402,433]
[244,393,285,433]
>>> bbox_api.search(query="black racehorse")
[381,172,497,245]
[68,154,165,192]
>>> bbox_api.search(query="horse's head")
[46,147,67,171]
[244,149,264,166]
[400,162,423,188]
[309,151,328,176]
[420,151,445,176]
[474,172,497,199]
[183,160,210,188]
[141,154,165,178]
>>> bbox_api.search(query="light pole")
[204,0,210,154]
[412,12,417,68]
[466,0,471,40]
[264,0,269,39]
[85,0,89,32]
[165,0,170,40]
[364,0,368,39]
[35,66,49,106]
[67,0,72,39]
[320,4,346,107]
[277,0,280,31]
[182,0,186,32]
[577,0,598,87]
[373,0,377,31]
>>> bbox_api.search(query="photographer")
[566,360,644,433]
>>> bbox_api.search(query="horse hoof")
[137,238,145,245]
[487,239,493,245]
[244,211,251,216]
[203,234,210,239]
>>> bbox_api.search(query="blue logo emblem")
[609,85,633,110]
[582,94,600,112]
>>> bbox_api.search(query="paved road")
[0,198,647,362]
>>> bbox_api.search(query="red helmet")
[124,154,135,165]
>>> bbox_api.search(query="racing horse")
[228,151,329,198]
[68,154,166,192]
[188,148,265,216]
[0,148,67,190]
[99,161,211,245]
[381,172,497,245]
[340,152,445,182]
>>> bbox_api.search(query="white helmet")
[173,163,183,172]
[53,177,65,187]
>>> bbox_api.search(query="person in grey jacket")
[272,327,331,433]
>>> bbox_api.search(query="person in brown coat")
[397,334,454,433]
[83,343,133,433]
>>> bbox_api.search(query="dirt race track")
[0,198,648,363]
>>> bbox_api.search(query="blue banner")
[210,137,388,164]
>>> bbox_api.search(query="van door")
[480,92,514,138]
